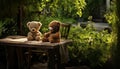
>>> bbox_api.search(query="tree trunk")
[17,4,23,35]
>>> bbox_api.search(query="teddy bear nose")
[32,28,36,32]
[32,29,35,31]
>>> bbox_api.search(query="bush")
[68,24,112,69]
[0,18,17,38]
[0,21,4,38]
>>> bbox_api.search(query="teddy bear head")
[27,21,42,33]
[49,20,60,33]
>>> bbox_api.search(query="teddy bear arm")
[42,32,51,42]
[48,32,60,43]
[27,32,34,41]
[44,32,51,37]
[51,32,60,39]
[28,32,33,36]
[39,32,43,38]
[34,32,42,41]
[35,36,41,41]
[36,32,42,35]
[36,32,43,37]
[49,36,60,43]
[42,37,49,42]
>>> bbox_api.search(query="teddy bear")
[42,20,61,43]
[27,21,42,41]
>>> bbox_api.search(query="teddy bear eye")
[30,26,35,28]
[30,26,33,28]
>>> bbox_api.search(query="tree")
[112,0,120,69]
[0,0,86,36]
[0,0,86,19]
[105,0,120,69]
[82,0,105,21]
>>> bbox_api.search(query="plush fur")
[42,20,61,43]
[27,21,42,41]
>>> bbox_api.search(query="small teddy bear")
[42,20,61,43]
[27,21,42,41]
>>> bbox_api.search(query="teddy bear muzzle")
[31,28,36,32]
[49,27,53,31]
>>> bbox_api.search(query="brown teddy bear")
[42,20,61,43]
[27,21,42,41]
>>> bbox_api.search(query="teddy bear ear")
[27,22,30,27]
[57,22,60,26]
[38,22,42,26]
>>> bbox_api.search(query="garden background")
[0,0,120,69]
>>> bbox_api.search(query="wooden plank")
[0,35,72,48]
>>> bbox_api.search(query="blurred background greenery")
[1,0,120,69]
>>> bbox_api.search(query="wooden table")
[0,35,72,69]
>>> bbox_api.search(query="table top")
[0,35,72,49]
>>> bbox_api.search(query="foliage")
[0,21,4,37]
[82,0,105,21]
[68,24,112,69]
[0,0,86,36]
[107,0,120,69]
[22,0,86,20]
[17,0,86,35]
[104,1,117,25]
[104,0,117,49]
[0,18,18,38]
